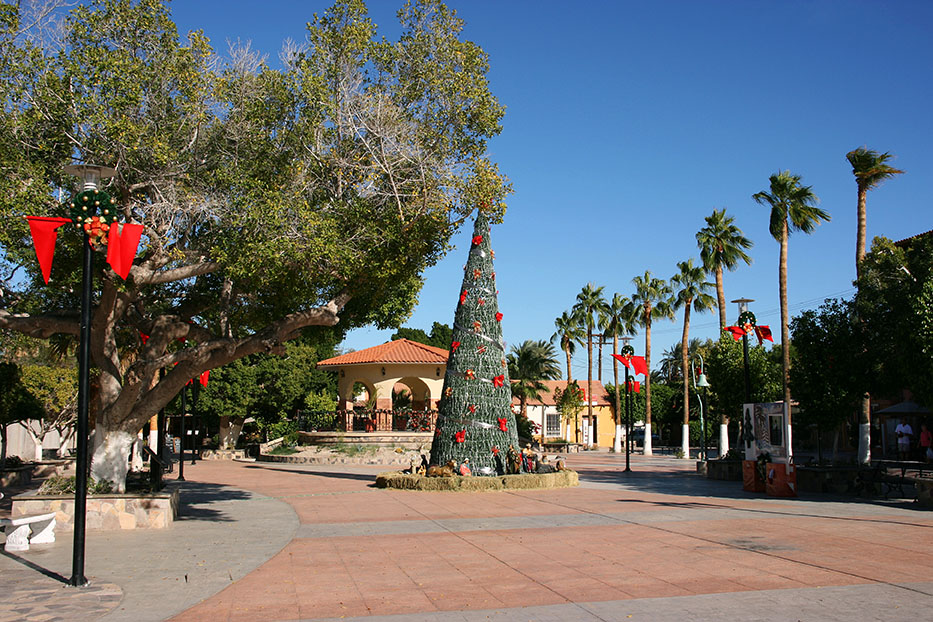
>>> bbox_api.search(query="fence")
[296,410,438,433]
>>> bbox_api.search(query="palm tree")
[573,284,609,445]
[753,171,829,457]
[553,310,584,382]
[847,147,904,464]
[671,259,716,458]
[658,338,704,384]
[507,340,561,442]
[631,271,674,456]
[696,209,753,330]
[599,293,637,453]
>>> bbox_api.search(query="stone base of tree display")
[376,469,578,491]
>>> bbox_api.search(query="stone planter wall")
[706,459,743,481]
[796,466,862,494]
[200,448,247,460]
[12,485,179,531]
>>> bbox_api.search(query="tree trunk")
[586,329,593,445]
[855,186,868,273]
[598,335,603,383]
[681,302,692,459]
[219,416,245,450]
[90,422,137,493]
[779,220,793,460]
[716,264,726,331]
[856,185,872,463]
[57,427,75,458]
[564,343,573,382]
[0,423,7,464]
[644,311,653,456]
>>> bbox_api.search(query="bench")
[543,442,582,453]
[0,512,57,551]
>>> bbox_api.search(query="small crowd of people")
[894,417,933,462]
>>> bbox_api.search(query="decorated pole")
[619,339,634,473]
[429,213,518,475]
[64,164,115,588]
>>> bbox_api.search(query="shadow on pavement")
[175,481,253,522]
[243,463,378,483]
[0,549,69,583]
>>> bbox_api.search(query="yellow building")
[513,380,616,448]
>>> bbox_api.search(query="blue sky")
[173,0,933,379]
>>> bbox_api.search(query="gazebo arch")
[317,339,448,412]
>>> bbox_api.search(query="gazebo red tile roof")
[317,338,449,367]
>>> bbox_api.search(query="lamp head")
[696,372,710,388]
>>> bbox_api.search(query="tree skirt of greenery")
[375,469,578,491]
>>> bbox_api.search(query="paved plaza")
[2,454,932,621]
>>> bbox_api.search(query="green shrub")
[268,445,298,455]
[39,475,114,495]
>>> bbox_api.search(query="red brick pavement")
[168,455,933,621]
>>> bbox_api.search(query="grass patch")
[375,469,578,491]
[332,443,378,457]
[268,445,299,456]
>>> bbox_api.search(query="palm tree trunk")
[681,302,692,459]
[715,264,726,330]
[780,220,793,459]
[644,310,653,456]
[613,332,622,453]
[564,343,573,382]
[598,335,603,383]
[856,184,871,462]
[586,330,593,445]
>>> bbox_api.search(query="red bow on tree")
[492,374,505,387]
[497,417,508,432]
[455,429,466,443]
[472,235,483,245]
[495,312,503,322]
[451,341,461,353]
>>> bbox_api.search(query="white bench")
[0,513,57,551]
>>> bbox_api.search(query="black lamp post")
[691,354,710,460]
[620,337,634,473]
[178,385,186,481]
[63,163,115,589]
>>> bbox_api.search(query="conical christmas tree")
[430,213,519,475]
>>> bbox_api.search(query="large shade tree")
[846,146,904,463]
[696,208,753,330]
[0,0,509,489]
[753,171,829,459]
[670,259,715,458]
[631,271,673,456]
[572,283,608,445]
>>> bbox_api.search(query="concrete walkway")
[2,454,932,621]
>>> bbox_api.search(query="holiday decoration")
[611,352,649,377]
[429,212,519,473]
[25,187,143,282]
[724,310,773,345]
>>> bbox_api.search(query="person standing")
[919,423,932,463]
[895,418,914,460]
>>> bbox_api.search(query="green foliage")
[18,365,77,420]
[392,322,453,349]
[260,420,298,445]
[508,339,560,420]
[39,475,114,495]
[704,335,782,425]
[790,298,865,433]
[268,445,299,455]
[304,389,337,412]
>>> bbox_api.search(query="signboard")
[742,402,788,461]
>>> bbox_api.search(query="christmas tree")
[429,213,519,475]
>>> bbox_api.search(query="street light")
[691,354,710,460]
[619,337,635,472]
[730,298,754,406]
[63,163,115,588]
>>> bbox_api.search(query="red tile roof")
[317,339,449,367]
[511,380,612,407]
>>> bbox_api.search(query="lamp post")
[731,298,754,405]
[691,354,710,460]
[63,163,115,588]
[619,337,634,473]
[178,385,186,481]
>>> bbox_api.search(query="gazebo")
[317,339,448,412]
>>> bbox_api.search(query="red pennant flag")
[611,354,632,369]
[497,417,508,432]
[26,216,71,284]
[755,325,774,343]
[106,222,143,280]
[630,355,648,377]
[199,370,210,386]
[724,326,746,341]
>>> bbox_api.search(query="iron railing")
[297,409,438,433]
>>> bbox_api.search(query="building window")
[546,413,560,437]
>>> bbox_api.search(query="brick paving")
[3,453,933,621]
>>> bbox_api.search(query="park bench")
[1,512,57,552]
[542,442,582,453]
[867,460,933,501]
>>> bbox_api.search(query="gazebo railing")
[297,409,438,433]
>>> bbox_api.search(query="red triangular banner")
[755,325,773,343]
[724,326,746,341]
[199,370,210,387]
[26,217,72,284]
[630,355,648,377]
[106,222,143,280]
[611,354,631,369]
